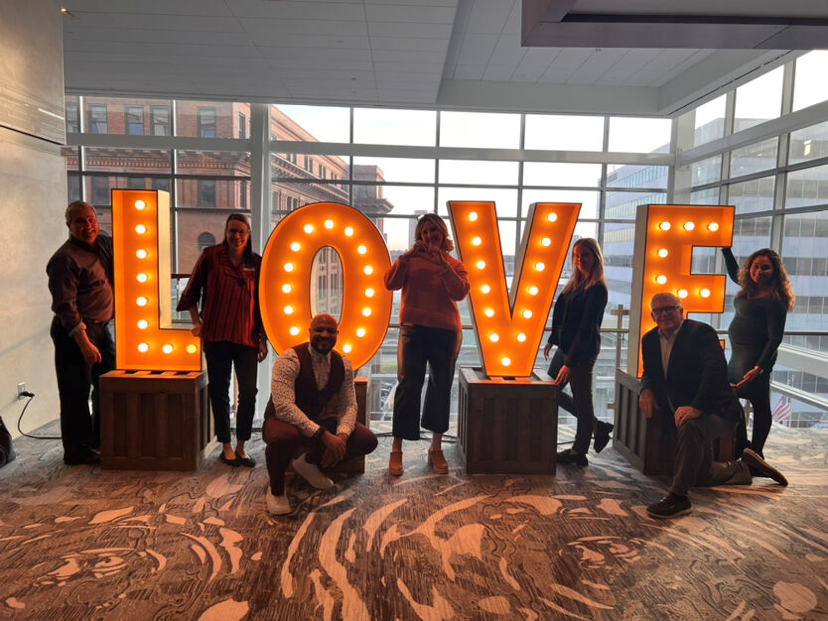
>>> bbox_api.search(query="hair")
[224,212,254,264]
[414,213,454,252]
[651,292,681,310]
[65,200,95,224]
[737,248,795,311]
[562,238,607,294]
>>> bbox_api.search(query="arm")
[383,256,410,291]
[440,256,471,301]
[334,358,358,437]
[754,299,787,372]
[563,284,608,368]
[721,247,740,285]
[176,248,211,315]
[270,351,321,437]
[47,254,101,363]
[639,332,659,419]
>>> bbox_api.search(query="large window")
[198,107,216,138]
[126,106,144,135]
[88,103,108,134]
[151,105,170,136]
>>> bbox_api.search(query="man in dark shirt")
[46,201,116,465]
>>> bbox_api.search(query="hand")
[552,364,570,386]
[320,432,347,468]
[736,366,762,388]
[639,389,657,419]
[80,341,102,365]
[674,405,701,428]
[402,241,426,261]
[191,322,202,337]
[257,340,268,362]
[543,342,553,360]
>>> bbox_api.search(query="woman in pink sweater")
[384,214,470,476]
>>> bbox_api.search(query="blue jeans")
[547,348,597,455]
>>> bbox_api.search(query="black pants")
[548,348,598,455]
[50,317,116,457]
[734,373,772,457]
[392,325,462,440]
[203,340,259,444]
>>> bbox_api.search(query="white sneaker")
[266,489,291,515]
[292,453,335,490]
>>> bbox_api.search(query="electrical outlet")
[17,382,26,399]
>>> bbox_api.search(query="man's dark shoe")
[741,448,788,486]
[646,494,692,519]
[64,447,101,465]
[594,421,614,453]
[557,449,588,466]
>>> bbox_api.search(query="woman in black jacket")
[544,238,611,466]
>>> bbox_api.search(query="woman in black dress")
[721,247,795,457]
[544,238,612,467]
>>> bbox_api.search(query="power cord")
[16,392,62,440]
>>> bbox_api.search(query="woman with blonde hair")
[384,213,470,476]
[721,246,794,457]
[543,238,610,466]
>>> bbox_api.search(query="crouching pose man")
[263,313,378,515]
[640,293,787,519]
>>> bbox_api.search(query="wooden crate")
[100,370,216,471]
[458,367,558,474]
[614,368,736,475]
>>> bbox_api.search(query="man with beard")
[263,313,378,515]
[46,201,115,465]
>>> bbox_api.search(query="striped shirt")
[176,243,264,347]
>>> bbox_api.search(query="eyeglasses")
[652,305,680,316]
[227,229,249,237]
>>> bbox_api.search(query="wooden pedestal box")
[614,368,736,475]
[457,367,558,474]
[100,370,216,471]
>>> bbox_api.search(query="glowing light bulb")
[660,221,671,231]
[365,288,375,298]
[162,344,174,354]
[489,333,499,342]
[134,200,146,210]
[290,242,301,252]
[137,319,148,330]
[289,326,300,336]
[502,357,511,367]
[541,237,551,247]
[135,224,147,234]
[138,342,149,353]
[472,236,482,246]
[656,275,667,285]
[517,333,527,342]
[283,305,294,315]
[136,273,148,283]
[324,219,334,229]
[523,309,533,319]
[535,262,545,272]
[476,260,486,270]
[684,221,695,231]
[356,328,366,337]
[282,284,292,293]
[344,226,354,237]
[136,249,148,259]
[658,248,669,258]
[303,224,314,234]
[678,289,689,298]
[186,344,198,354]
[363,265,374,275]
[547,213,558,223]
[136,296,148,307]
[700,288,711,298]
[362,307,372,317]
[528,286,539,295]
[468,212,478,221]
[485,308,495,318]
[343,344,352,353]
[708,222,720,232]
[481,284,491,294]
[284,262,294,272]
[357,245,367,255]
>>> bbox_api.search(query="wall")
[0,0,66,439]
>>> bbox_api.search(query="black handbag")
[0,416,15,467]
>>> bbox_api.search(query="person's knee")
[677,419,704,443]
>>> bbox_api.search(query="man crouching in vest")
[262,313,378,515]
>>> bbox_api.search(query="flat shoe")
[220,453,240,467]
[236,452,255,468]
[557,449,588,466]
[594,420,614,453]
[427,449,448,474]
[389,450,404,476]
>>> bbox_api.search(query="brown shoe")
[428,448,449,474]
[389,450,404,476]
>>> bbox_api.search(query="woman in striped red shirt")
[177,213,268,467]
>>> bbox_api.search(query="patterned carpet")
[1,421,827,620]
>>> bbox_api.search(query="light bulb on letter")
[541,237,551,247]
[186,344,198,354]
[135,224,147,234]
[678,289,689,298]
[162,344,174,354]
[344,226,354,237]
[362,307,371,317]
[468,212,478,221]
[472,236,482,246]
[324,219,334,229]
[356,328,366,337]
[136,273,148,283]
[658,248,669,258]
[290,242,301,252]
[481,284,491,294]
[660,221,671,231]
[137,319,148,330]
[656,275,667,285]
[502,357,511,366]
[136,296,148,306]
[708,222,720,232]
[684,221,695,231]
[528,286,539,295]
[523,309,533,319]
[303,224,314,234]
[476,260,486,270]
[282,284,292,293]
[700,288,711,298]
[363,265,374,275]
[138,342,149,353]
[517,333,527,342]
[284,262,294,272]
[489,333,499,342]
[343,344,352,353]
[547,213,558,223]
[485,308,495,317]
[535,262,545,272]
[365,288,375,298]
[136,249,148,259]
[134,200,146,210]
[289,326,300,336]
[283,305,294,315]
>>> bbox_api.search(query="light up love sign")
[449,201,580,377]
[112,190,201,371]
[628,203,735,376]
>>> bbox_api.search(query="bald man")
[639,293,787,519]
[262,314,377,515]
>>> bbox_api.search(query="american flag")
[772,396,792,425]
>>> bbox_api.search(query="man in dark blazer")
[639,293,787,518]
